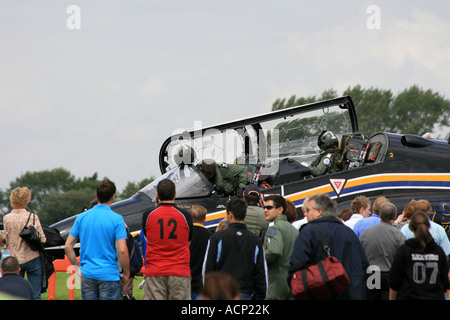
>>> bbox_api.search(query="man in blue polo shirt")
[353,196,389,238]
[65,179,130,300]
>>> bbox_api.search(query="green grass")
[42,273,146,300]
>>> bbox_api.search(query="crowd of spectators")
[1,180,449,301]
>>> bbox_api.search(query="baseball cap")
[244,184,260,196]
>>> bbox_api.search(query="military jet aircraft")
[50,96,450,244]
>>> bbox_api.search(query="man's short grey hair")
[379,202,397,222]
[310,193,337,217]
[302,196,310,210]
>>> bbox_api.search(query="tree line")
[272,85,450,139]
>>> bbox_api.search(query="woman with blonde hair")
[389,211,449,300]
[3,187,47,300]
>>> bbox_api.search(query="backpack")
[126,229,143,277]
[42,226,65,248]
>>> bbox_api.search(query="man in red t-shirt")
[142,179,193,300]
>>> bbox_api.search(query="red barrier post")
[48,256,145,300]
[48,256,79,300]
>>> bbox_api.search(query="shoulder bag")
[291,223,350,300]
[19,212,43,251]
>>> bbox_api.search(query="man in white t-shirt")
[344,195,371,230]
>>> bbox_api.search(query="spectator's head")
[263,195,286,214]
[190,205,207,224]
[226,198,247,222]
[379,202,397,223]
[337,208,353,222]
[88,198,98,209]
[372,196,389,215]
[96,179,116,204]
[351,195,371,217]
[285,199,297,223]
[1,256,20,275]
[301,197,310,214]
[403,199,419,220]
[409,211,432,252]
[243,184,260,204]
[417,199,432,215]
[156,179,176,201]
[10,187,31,209]
[263,195,286,222]
[0,233,7,247]
[306,193,337,221]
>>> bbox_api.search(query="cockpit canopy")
[139,165,214,200]
[159,96,358,176]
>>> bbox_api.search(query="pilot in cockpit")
[308,130,343,176]
[198,159,248,197]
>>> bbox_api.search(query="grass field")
[42,273,146,300]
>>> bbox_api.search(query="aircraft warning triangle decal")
[330,179,347,196]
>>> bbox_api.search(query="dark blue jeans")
[81,276,122,300]
[20,256,43,300]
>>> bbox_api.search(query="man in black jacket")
[202,198,267,300]
[189,205,212,300]
[288,193,369,300]
[0,256,34,300]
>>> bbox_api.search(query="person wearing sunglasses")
[263,195,299,300]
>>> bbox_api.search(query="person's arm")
[235,165,248,189]
[215,218,227,231]
[388,245,405,300]
[64,235,80,269]
[308,154,330,176]
[263,225,283,264]
[254,242,268,300]
[202,238,216,285]
[394,212,405,224]
[116,238,130,283]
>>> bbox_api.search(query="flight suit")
[308,148,342,176]
[212,163,248,196]
[263,215,299,300]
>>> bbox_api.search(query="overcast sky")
[1,1,449,193]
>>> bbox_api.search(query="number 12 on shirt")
[157,218,178,239]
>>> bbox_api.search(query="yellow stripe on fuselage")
[204,173,450,225]
[205,210,227,223]
[285,173,450,204]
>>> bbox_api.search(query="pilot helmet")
[317,130,338,150]
[174,145,196,166]
[199,159,216,180]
